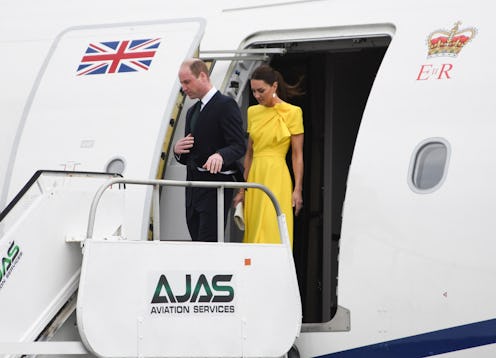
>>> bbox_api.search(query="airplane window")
[105,157,126,175]
[410,140,449,192]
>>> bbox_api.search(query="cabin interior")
[163,34,391,325]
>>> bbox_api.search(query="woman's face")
[250,79,277,106]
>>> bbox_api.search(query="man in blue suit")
[174,59,245,242]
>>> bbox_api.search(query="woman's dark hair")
[251,64,304,101]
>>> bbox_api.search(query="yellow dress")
[243,102,303,247]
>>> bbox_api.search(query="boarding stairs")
[0,171,302,357]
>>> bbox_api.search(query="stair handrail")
[85,178,290,246]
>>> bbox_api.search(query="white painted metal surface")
[78,240,301,358]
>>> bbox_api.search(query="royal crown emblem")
[427,21,476,57]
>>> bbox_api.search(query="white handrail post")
[152,184,160,241]
[217,186,224,243]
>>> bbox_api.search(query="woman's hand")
[292,189,303,216]
[233,189,245,207]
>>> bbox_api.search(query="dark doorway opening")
[249,39,390,323]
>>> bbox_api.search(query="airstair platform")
[77,178,302,358]
[78,240,301,357]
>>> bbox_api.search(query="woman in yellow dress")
[233,65,304,247]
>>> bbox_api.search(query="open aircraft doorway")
[238,35,391,325]
[162,29,391,327]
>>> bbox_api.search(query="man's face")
[178,65,204,99]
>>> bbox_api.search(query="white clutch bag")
[234,202,245,231]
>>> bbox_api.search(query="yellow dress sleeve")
[286,105,304,135]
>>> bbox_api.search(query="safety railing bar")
[86,178,288,246]
[152,184,160,241]
[217,186,224,243]
[0,341,88,355]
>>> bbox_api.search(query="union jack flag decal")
[76,38,161,76]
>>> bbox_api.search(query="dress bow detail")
[274,111,291,143]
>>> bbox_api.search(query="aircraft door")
[3,19,205,240]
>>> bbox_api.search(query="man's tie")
[190,101,202,132]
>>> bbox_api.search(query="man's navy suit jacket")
[176,90,246,209]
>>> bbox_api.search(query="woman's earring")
[272,92,276,98]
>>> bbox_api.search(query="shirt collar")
[200,87,217,109]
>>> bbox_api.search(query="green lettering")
[151,275,176,303]
[2,257,12,277]
[191,274,212,303]
[175,274,192,303]
[212,274,234,303]
[7,242,19,260]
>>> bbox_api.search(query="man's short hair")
[189,59,209,78]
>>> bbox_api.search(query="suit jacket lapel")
[198,90,220,117]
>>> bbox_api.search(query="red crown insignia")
[427,21,476,57]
